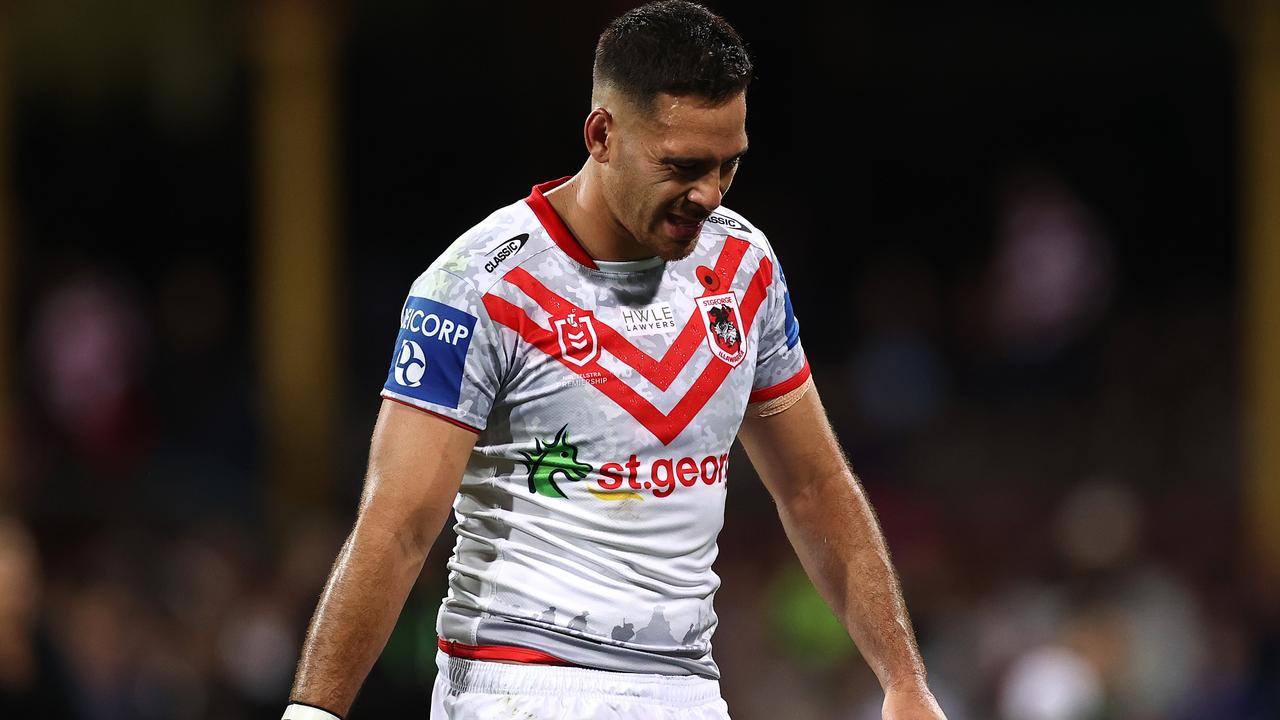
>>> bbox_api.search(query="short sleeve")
[380,269,504,431]
[749,251,810,403]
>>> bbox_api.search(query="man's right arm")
[284,398,477,718]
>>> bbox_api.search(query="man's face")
[602,91,749,261]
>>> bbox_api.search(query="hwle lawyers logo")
[620,302,676,338]
[384,296,478,409]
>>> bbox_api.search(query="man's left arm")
[737,378,946,720]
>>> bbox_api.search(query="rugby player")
[282,2,945,718]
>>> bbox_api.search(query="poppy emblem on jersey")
[553,311,599,367]
[696,293,746,366]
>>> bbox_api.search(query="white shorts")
[429,651,732,720]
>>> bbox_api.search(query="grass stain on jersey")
[518,425,592,498]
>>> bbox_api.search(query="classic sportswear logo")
[483,233,529,273]
[707,213,750,233]
[383,296,478,409]
[518,425,592,498]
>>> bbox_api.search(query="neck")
[544,163,655,262]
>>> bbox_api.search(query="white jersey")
[381,177,808,678]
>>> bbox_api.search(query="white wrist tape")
[282,703,342,720]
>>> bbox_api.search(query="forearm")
[775,465,926,691]
[288,512,433,716]
[285,401,475,716]
[742,381,929,692]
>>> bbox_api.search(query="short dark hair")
[593,1,752,108]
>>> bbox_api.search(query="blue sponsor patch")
[384,296,477,409]
[780,266,800,349]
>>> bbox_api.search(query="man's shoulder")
[702,205,777,258]
[417,197,552,295]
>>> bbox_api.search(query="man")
[282,2,946,718]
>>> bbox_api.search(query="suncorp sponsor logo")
[484,233,529,273]
[400,305,471,346]
[393,340,427,387]
[385,296,478,409]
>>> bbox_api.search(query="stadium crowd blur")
[1,2,1277,719]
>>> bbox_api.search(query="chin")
[653,239,699,262]
[642,226,701,262]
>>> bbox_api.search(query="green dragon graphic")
[517,425,593,498]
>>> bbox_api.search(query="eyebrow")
[660,147,749,166]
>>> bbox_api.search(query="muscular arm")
[738,381,944,719]
[287,400,476,716]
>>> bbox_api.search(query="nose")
[686,171,723,213]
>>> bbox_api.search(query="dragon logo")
[696,291,747,366]
[518,425,593,498]
[706,305,741,354]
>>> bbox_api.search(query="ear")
[584,107,611,163]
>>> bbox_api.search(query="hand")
[882,683,946,720]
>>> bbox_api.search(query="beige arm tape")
[748,375,815,418]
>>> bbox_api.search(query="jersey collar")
[525,177,599,270]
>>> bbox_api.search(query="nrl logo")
[518,425,592,498]
[697,292,746,366]
[553,310,599,367]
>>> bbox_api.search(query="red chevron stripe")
[500,237,752,390]
[482,255,774,445]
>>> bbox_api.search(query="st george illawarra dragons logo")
[696,292,746,366]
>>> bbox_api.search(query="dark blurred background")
[1,1,1278,718]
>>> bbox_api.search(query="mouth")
[664,212,706,242]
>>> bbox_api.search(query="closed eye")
[662,149,746,178]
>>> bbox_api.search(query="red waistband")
[437,638,574,666]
